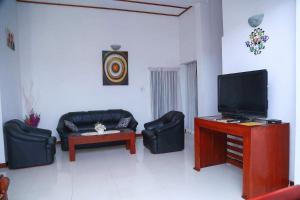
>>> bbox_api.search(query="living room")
[0,0,299,199]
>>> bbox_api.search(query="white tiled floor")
[0,135,243,200]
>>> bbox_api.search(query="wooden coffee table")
[68,130,136,161]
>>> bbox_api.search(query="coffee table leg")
[129,136,136,154]
[69,142,75,162]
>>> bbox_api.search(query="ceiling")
[17,0,207,17]
[131,0,206,6]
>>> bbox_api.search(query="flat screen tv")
[218,70,268,118]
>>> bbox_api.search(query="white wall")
[0,0,23,163]
[295,0,300,184]
[222,0,296,180]
[0,0,22,123]
[0,92,4,164]
[179,7,197,64]
[179,0,223,119]
[17,3,180,137]
[195,0,223,116]
[178,8,196,125]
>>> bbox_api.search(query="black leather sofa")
[57,109,138,151]
[142,111,185,154]
[3,120,56,169]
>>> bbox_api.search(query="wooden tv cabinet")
[194,117,289,199]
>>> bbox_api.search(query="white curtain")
[186,62,198,133]
[150,68,181,120]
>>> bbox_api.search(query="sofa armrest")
[146,122,164,131]
[155,121,180,134]
[47,136,57,145]
[8,131,49,144]
[46,136,57,155]
[142,129,157,140]
[56,127,70,137]
[129,117,138,131]
[153,122,184,148]
[28,127,51,137]
[144,118,164,129]
[25,129,52,139]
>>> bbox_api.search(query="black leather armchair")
[3,120,56,169]
[142,111,185,154]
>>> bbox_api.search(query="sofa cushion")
[67,112,92,125]
[116,117,131,129]
[64,120,79,132]
[88,111,110,124]
[104,122,119,130]
[77,124,95,133]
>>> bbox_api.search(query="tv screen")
[218,70,268,118]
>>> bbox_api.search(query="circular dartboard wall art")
[102,51,128,85]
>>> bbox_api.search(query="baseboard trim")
[136,133,143,137]
[0,163,8,168]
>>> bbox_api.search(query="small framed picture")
[6,28,15,51]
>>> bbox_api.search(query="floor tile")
[0,135,243,200]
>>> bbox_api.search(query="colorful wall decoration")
[102,51,128,85]
[245,28,269,55]
[245,14,269,55]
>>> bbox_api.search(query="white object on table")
[81,130,121,136]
